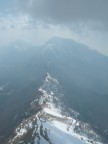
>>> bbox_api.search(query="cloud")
[0,14,37,30]
[0,0,108,56]
[17,0,108,30]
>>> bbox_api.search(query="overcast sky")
[0,0,108,55]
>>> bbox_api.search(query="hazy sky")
[0,0,108,55]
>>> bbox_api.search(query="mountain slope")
[0,37,108,143]
[40,37,108,138]
[7,74,102,144]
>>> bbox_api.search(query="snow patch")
[16,128,27,137]
[43,108,62,118]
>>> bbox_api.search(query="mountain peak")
[46,36,78,45]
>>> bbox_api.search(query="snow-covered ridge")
[38,73,63,115]
[8,73,102,144]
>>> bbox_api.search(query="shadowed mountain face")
[0,37,108,142]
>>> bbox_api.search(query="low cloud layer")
[17,0,108,30]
